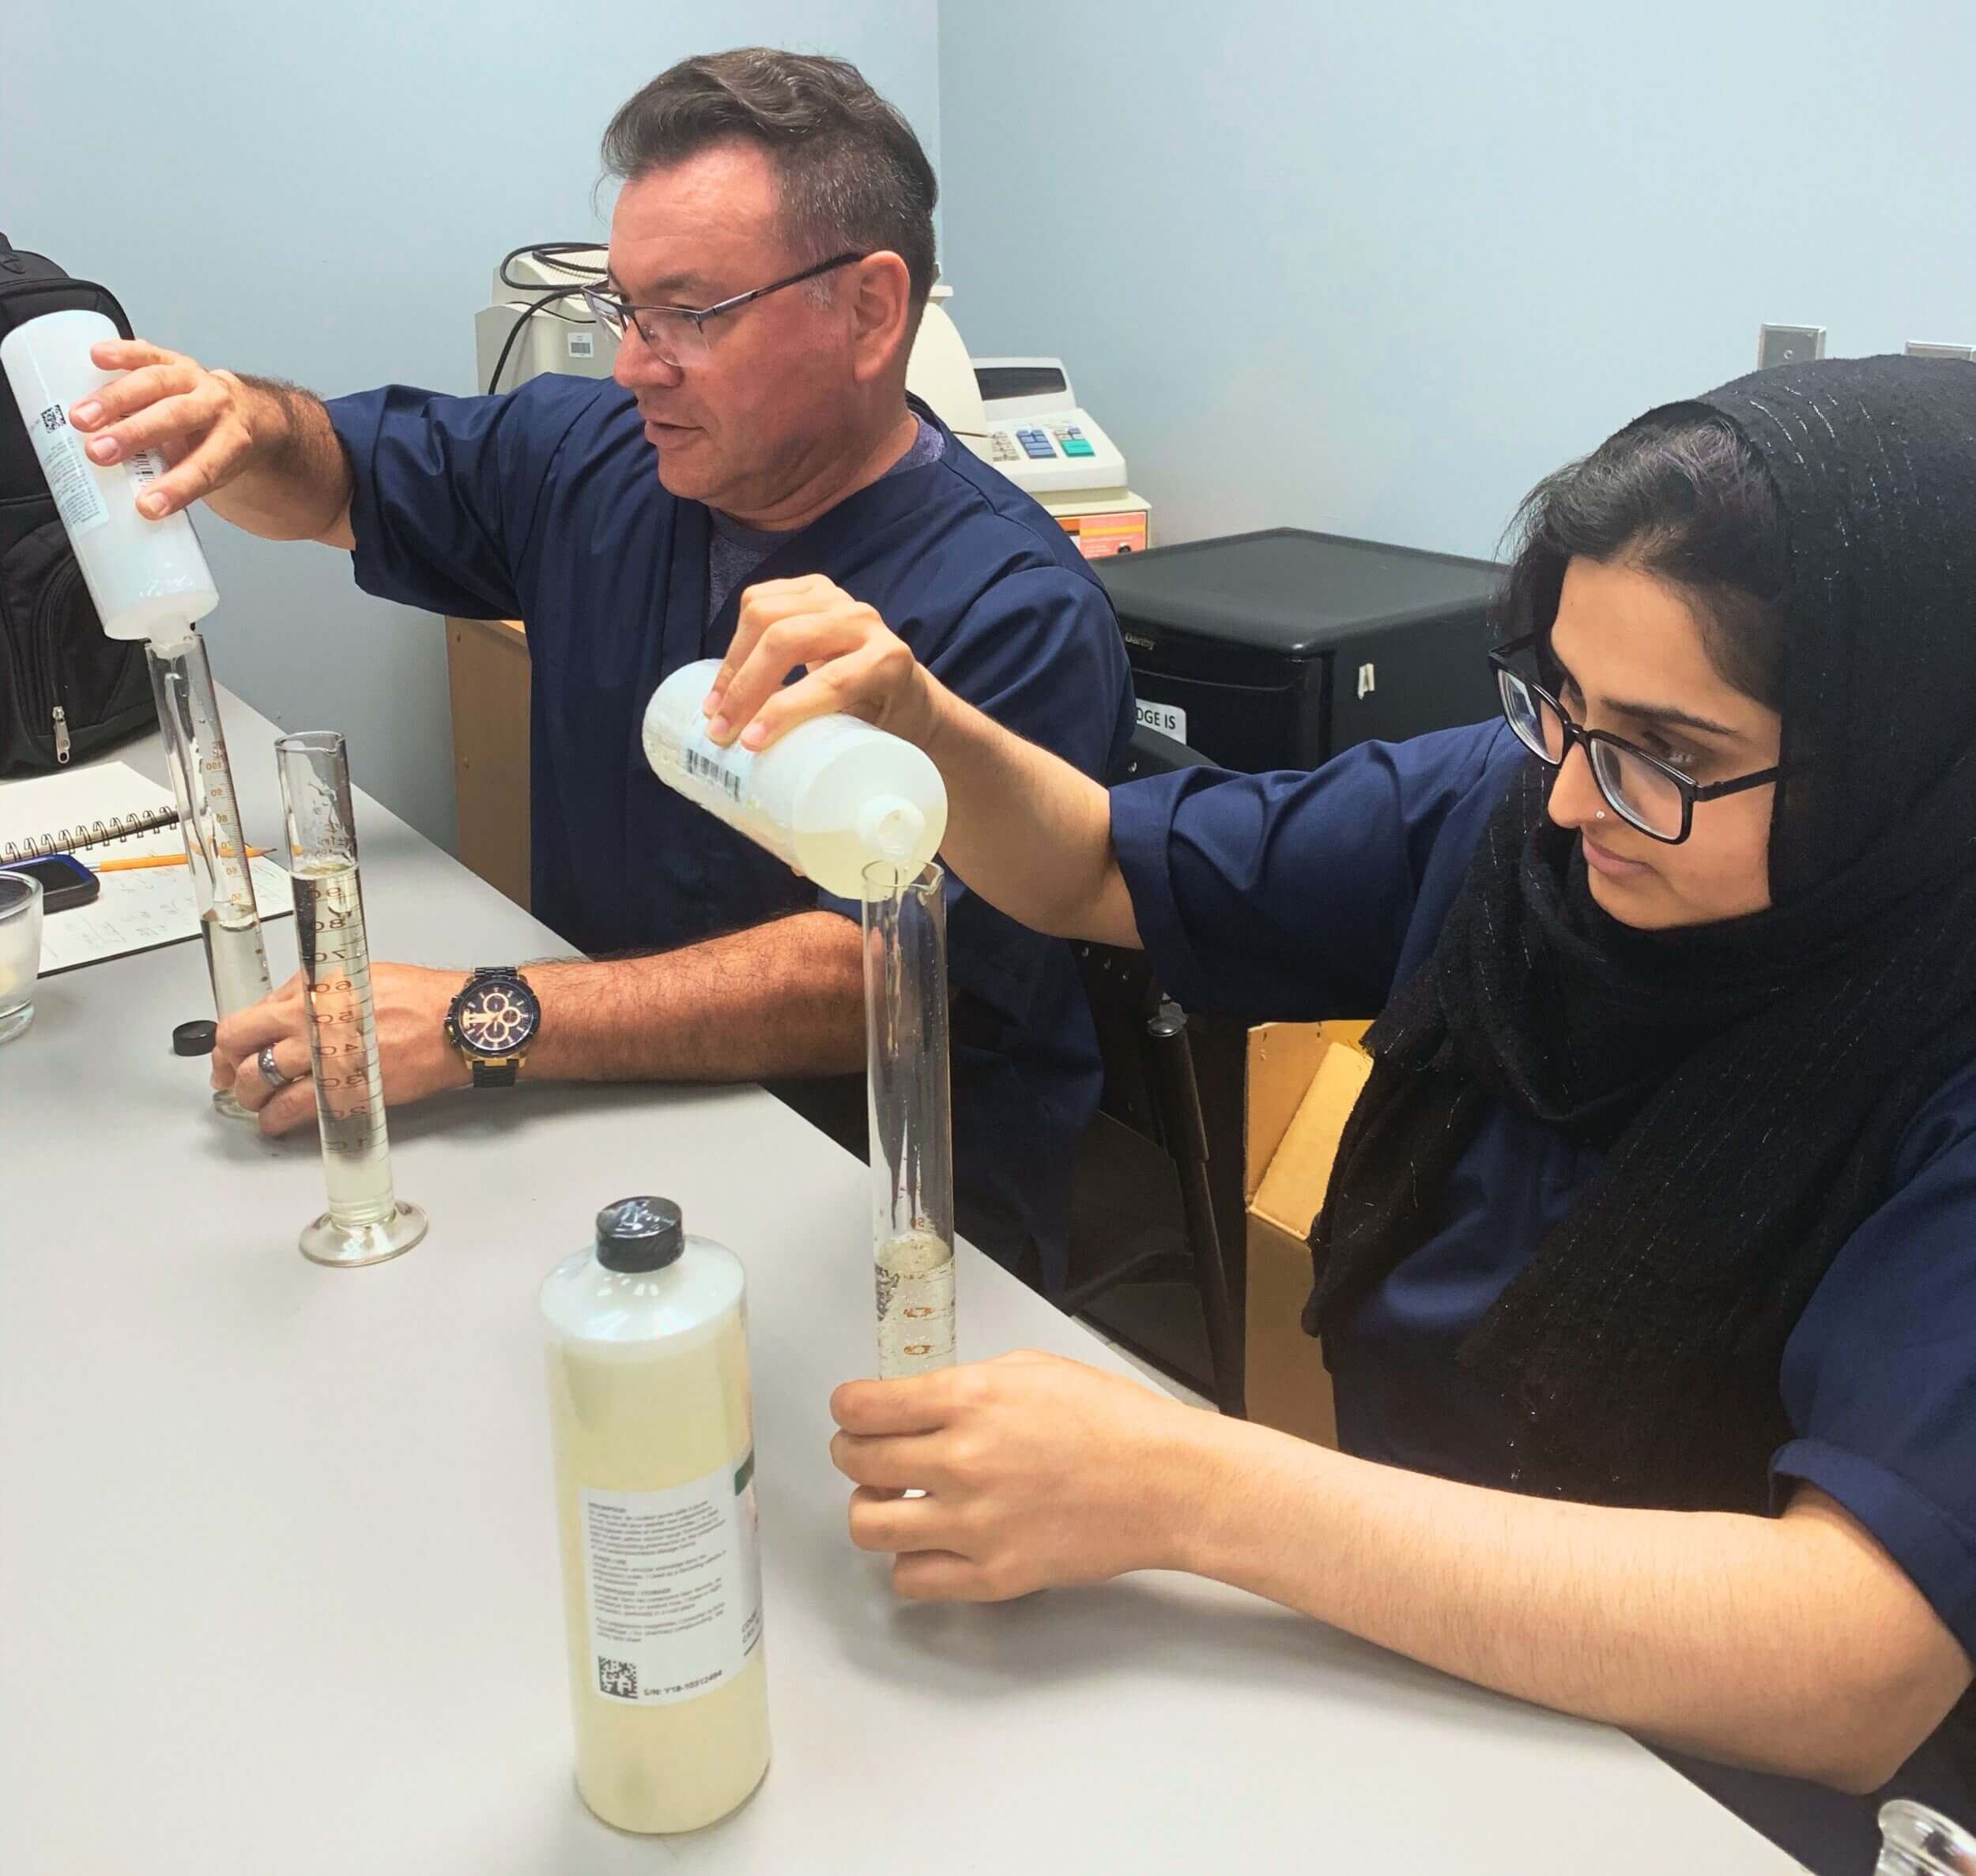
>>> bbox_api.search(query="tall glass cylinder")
[862,861,956,1378]
[275,731,427,1268]
[147,629,270,1118]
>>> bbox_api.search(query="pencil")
[95,848,271,873]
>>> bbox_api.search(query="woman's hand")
[703,574,941,753]
[828,1350,1212,1601]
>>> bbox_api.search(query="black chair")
[1056,725,1244,1415]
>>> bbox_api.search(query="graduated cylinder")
[275,731,427,1267]
[148,630,270,1116]
[862,861,956,1377]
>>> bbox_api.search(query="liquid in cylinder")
[293,861,394,1225]
[876,1228,956,1377]
[201,910,272,1024]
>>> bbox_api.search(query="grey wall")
[4,2,940,849]
[937,0,1976,562]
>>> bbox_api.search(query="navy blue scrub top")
[326,375,1134,1283]
[1113,721,1976,1867]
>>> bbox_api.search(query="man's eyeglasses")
[582,251,865,368]
[1489,632,1782,844]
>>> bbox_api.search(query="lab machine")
[476,247,617,396]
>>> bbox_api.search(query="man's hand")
[828,1351,1209,1602]
[64,338,353,544]
[213,964,473,1136]
[67,339,267,522]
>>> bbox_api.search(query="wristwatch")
[445,966,541,1088]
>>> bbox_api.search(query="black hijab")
[1306,354,1976,1510]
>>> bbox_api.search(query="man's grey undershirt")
[704,416,945,626]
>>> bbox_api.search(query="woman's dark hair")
[1498,408,1790,711]
[601,48,938,314]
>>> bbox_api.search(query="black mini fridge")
[1095,527,1506,771]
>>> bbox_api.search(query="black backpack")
[0,234,153,773]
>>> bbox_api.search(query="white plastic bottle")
[643,657,948,898]
[541,1196,769,1834]
[0,308,218,642]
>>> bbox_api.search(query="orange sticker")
[1059,510,1148,559]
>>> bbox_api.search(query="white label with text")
[29,405,109,537]
[581,1453,763,1706]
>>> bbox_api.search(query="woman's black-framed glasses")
[1489,632,1781,844]
[581,252,865,368]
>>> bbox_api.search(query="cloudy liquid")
[202,911,271,1118]
[201,908,270,1015]
[876,1229,956,1378]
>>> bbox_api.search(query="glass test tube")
[147,630,270,1118]
[274,731,428,1267]
[862,861,956,1378]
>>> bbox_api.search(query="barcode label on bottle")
[580,1452,763,1705]
[126,449,166,488]
[29,405,110,538]
[684,736,747,806]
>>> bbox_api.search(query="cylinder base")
[300,1200,428,1267]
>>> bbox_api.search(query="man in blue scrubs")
[70,48,1133,1283]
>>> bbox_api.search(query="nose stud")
[1595,810,1608,820]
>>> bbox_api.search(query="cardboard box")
[1243,1021,1373,1448]
[445,616,532,910]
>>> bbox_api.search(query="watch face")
[456,977,536,1055]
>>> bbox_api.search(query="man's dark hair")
[602,48,938,312]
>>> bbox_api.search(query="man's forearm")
[522,911,865,1083]
[1160,1414,1970,1790]
[206,373,356,546]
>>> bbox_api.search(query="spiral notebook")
[0,762,292,975]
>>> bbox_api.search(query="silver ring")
[258,1044,297,1091]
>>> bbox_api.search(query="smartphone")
[2,853,101,913]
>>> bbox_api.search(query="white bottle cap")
[857,795,926,867]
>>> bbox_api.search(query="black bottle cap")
[596,1196,684,1272]
[172,1019,217,1057]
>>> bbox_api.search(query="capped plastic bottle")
[1,308,218,641]
[643,657,947,898]
[541,1196,769,1833]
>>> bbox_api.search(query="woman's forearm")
[1163,1414,1970,1791]
[918,671,1141,946]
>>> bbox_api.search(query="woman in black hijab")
[707,354,1976,1867]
